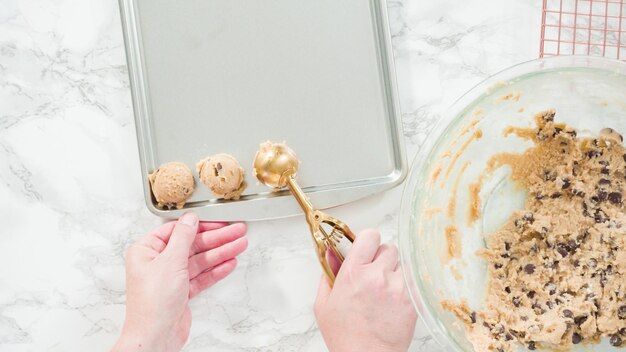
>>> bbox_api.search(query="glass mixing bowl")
[399,56,626,352]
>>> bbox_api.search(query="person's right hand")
[314,229,417,352]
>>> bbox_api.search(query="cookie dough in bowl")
[398,56,626,352]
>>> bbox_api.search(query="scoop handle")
[311,211,356,285]
[285,177,356,285]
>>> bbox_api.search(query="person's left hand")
[113,212,248,352]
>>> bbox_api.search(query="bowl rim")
[397,55,626,352]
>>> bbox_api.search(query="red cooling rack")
[541,0,625,60]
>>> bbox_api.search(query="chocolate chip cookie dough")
[149,162,195,209]
[196,153,246,200]
[444,110,626,351]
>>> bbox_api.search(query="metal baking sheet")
[119,0,406,221]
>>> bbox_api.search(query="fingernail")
[180,212,198,226]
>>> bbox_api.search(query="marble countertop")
[0,0,541,350]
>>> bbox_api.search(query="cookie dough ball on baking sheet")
[196,153,247,200]
[148,162,195,209]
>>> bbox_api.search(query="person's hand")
[314,229,417,352]
[112,212,248,352]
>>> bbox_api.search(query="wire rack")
[541,0,625,60]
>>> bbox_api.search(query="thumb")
[163,211,199,259]
[314,274,332,311]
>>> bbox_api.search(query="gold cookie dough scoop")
[253,142,356,285]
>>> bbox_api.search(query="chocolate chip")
[573,189,585,197]
[494,263,502,269]
[532,302,545,315]
[470,311,477,324]
[504,242,511,251]
[620,328,626,335]
[528,341,537,350]
[561,178,571,189]
[544,170,556,181]
[505,333,513,341]
[512,297,521,307]
[547,301,554,309]
[566,239,578,252]
[557,244,569,257]
[523,212,535,222]
[542,111,555,122]
[595,209,609,223]
[563,309,574,318]
[599,178,611,185]
[609,192,622,205]
[600,160,610,166]
[575,315,588,325]
[623,154,626,163]
[598,190,608,201]
[587,150,600,158]
[618,306,626,319]
[505,286,511,294]
[583,201,590,216]
[527,290,536,299]
[524,264,536,274]
[611,334,623,347]
[572,333,582,344]
[601,168,610,175]
[568,130,578,138]
[551,192,562,199]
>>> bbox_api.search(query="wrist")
[113,326,167,352]
[329,342,406,352]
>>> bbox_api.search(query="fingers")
[135,221,177,253]
[136,220,230,255]
[189,258,238,298]
[326,249,342,276]
[190,223,247,256]
[162,212,200,259]
[198,221,229,232]
[188,236,248,279]
[314,274,332,315]
[372,244,399,271]
[343,229,381,267]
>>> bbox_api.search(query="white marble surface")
[0,0,541,351]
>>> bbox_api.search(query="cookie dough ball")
[196,153,246,200]
[148,162,195,209]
